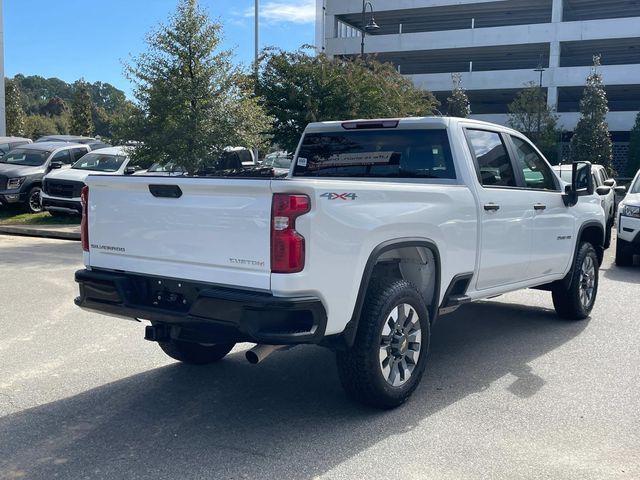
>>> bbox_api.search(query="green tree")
[5,79,27,136]
[446,73,470,118]
[24,115,58,138]
[257,47,438,153]
[123,0,271,172]
[508,82,560,162]
[71,80,95,136]
[40,96,67,117]
[627,113,640,177]
[570,55,613,171]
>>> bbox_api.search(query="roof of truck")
[304,116,523,136]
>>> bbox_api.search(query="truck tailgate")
[84,176,273,290]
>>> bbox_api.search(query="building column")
[552,0,564,23]
[548,40,561,110]
[0,0,5,136]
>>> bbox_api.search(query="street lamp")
[360,1,380,57]
[534,55,546,142]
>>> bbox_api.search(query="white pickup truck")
[75,117,605,408]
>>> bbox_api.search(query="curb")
[0,225,81,241]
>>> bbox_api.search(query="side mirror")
[124,166,136,175]
[49,161,63,170]
[563,161,593,207]
[596,186,611,196]
[603,179,615,187]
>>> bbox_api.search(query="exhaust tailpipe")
[246,344,286,364]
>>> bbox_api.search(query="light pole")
[534,56,546,143]
[254,0,259,79]
[360,1,380,57]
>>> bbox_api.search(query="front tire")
[604,219,613,249]
[552,242,599,320]
[615,239,634,267]
[159,339,235,365]
[25,187,43,214]
[336,278,430,409]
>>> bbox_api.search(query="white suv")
[616,168,640,266]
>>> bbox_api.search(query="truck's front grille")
[44,179,84,198]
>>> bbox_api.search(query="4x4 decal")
[320,192,358,201]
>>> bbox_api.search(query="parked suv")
[0,142,89,213]
[0,137,32,158]
[616,168,640,266]
[554,163,624,247]
[42,146,135,215]
[35,135,111,151]
[75,117,605,408]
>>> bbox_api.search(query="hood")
[0,163,45,178]
[621,192,640,207]
[44,167,92,182]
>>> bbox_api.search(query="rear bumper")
[75,269,327,345]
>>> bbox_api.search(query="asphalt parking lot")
[0,235,638,480]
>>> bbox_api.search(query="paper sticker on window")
[297,157,308,167]
[320,151,394,168]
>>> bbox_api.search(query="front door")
[508,135,574,278]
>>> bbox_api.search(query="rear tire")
[159,339,235,365]
[336,278,430,409]
[552,242,599,320]
[615,239,634,267]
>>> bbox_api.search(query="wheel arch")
[323,238,441,350]
[577,221,605,265]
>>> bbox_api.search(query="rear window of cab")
[293,129,455,179]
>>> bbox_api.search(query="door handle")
[534,204,547,211]
[484,203,500,212]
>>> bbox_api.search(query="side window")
[0,143,10,155]
[52,149,73,165]
[510,136,558,191]
[466,129,517,187]
[598,170,607,185]
[71,148,88,161]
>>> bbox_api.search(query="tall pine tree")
[123,0,271,172]
[5,80,27,136]
[570,55,613,172]
[446,73,471,118]
[71,80,95,136]
[508,82,559,162]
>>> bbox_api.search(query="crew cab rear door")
[465,128,533,290]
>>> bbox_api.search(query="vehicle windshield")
[148,163,185,173]
[0,149,49,166]
[72,153,126,172]
[631,175,640,194]
[263,156,292,169]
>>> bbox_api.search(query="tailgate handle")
[149,184,182,198]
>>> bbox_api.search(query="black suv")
[0,142,89,213]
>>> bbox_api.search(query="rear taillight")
[271,194,310,273]
[81,186,89,252]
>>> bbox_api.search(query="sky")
[5,0,316,97]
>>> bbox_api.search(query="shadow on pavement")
[600,260,640,283]
[0,301,588,480]
[0,236,82,269]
